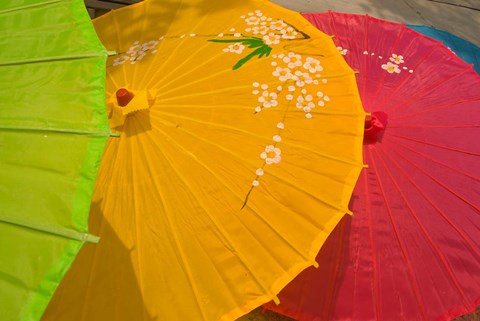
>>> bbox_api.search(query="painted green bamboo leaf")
[233,45,272,70]
[208,37,272,70]
[209,36,264,48]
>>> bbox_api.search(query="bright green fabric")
[0,1,109,320]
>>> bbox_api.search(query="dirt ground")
[455,308,480,321]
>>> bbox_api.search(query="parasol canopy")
[42,1,366,321]
[265,11,480,321]
[0,0,110,320]
[407,24,480,74]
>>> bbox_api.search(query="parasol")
[0,0,110,320]
[265,12,480,321]
[41,1,366,321]
[407,24,480,74]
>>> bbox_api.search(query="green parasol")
[0,0,110,320]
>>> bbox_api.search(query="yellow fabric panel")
[43,0,365,320]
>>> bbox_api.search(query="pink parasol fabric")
[265,12,480,321]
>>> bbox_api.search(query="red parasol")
[265,12,480,321]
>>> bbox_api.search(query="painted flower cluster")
[210,10,306,70]
[248,51,331,190]
[113,39,162,66]
[361,51,414,74]
[252,52,330,119]
[381,54,405,73]
[337,46,348,55]
[242,10,299,43]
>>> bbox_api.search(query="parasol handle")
[116,88,134,106]
[364,111,388,144]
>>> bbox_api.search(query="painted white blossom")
[336,46,348,55]
[389,54,404,64]
[276,122,285,129]
[252,180,260,187]
[245,16,261,25]
[272,67,293,82]
[296,95,304,104]
[306,75,314,84]
[113,55,129,66]
[291,70,302,81]
[118,39,161,66]
[260,145,282,164]
[141,40,159,51]
[292,70,313,87]
[126,47,140,57]
[301,101,316,111]
[295,95,316,118]
[222,43,245,54]
[280,27,298,39]
[283,52,303,69]
[130,51,145,63]
[256,168,265,176]
[316,91,329,107]
[257,90,278,108]
[269,20,288,31]
[246,25,270,35]
[263,33,281,45]
[303,57,323,73]
[382,62,401,74]
[273,135,282,142]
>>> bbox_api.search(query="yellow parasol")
[43,0,365,320]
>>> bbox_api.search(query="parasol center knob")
[364,111,388,144]
[116,88,134,107]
